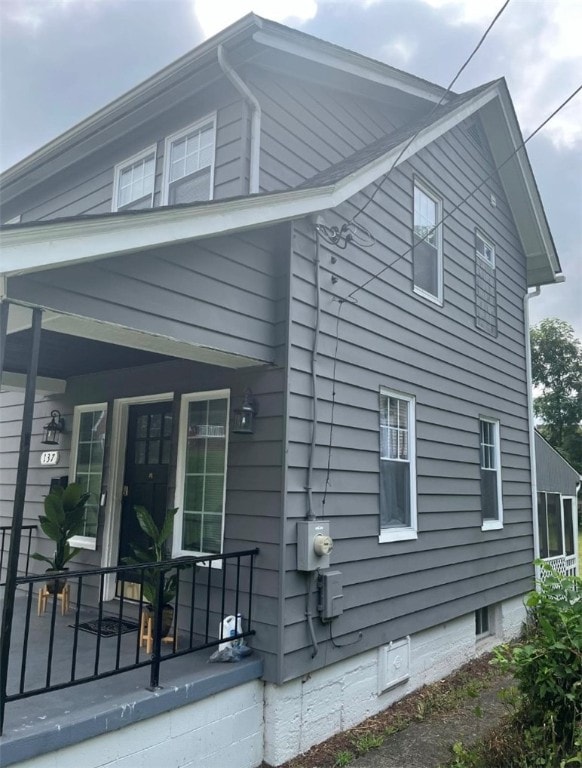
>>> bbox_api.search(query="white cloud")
[2,0,103,32]
[192,0,317,38]
[419,0,582,149]
[382,35,417,67]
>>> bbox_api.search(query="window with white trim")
[479,418,503,529]
[163,115,216,206]
[173,390,229,556]
[112,146,156,212]
[413,180,443,303]
[68,404,107,549]
[379,389,417,542]
[537,493,576,560]
[475,231,497,336]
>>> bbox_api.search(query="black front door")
[117,401,173,595]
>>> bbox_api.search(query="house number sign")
[40,451,60,466]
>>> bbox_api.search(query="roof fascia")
[252,29,446,104]
[484,86,560,283]
[0,189,331,275]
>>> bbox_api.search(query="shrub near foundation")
[493,563,582,764]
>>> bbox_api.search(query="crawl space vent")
[378,636,410,694]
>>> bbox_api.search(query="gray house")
[0,14,563,768]
[535,431,579,578]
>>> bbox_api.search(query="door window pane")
[73,407,107,539]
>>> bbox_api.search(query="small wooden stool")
[139,611,176,654]
[38,583,70,616]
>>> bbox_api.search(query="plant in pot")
[122,506,178,639]
[31,483,90,593]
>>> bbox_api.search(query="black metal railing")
[0,525,37,586]
[0,548,258,733]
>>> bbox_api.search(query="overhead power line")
[346,81,582,302]
[350,0,512,224]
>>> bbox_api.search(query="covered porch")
[0,219,287,759]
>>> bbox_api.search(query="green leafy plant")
[122,506,178,607]
[31,483,90,571]
[493,562,582,762]
[333,751,353,767]
[352,732,384,753]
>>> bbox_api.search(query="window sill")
[481,520,503,531]
[68,536,97,551]
[413,286,443,307]
[379,529,418,543]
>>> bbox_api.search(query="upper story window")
[479,417,503,530]
[112,146,156,212]
[413,180,443,304]
[379,388,417,542]
[475,231,497,336]
[163,115,216,206]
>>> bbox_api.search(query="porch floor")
[0,591,263,767]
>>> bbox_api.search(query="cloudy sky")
[1,0,580,337]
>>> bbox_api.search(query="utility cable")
[346,81,582,302]
[350,0,512,225]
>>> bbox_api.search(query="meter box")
[297,520,333,571]
[318,570,344,621]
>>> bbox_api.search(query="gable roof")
[0,77,560,287]
[0,13,449,203]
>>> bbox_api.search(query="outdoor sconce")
[232,389,258,434]
[41,410,65,445]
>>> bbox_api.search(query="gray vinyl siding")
[535,432,580,497]
[244,65,418,192]
[282,119,533,681]
[7,81,245,223]
[7,226,286,366]
[0,390,72,575]
[2,64,422,221]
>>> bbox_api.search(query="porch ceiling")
[3,328,177,379]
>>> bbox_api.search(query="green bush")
[494,562,582,762]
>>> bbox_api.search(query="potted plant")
[31,483,90,593]
[122,506,178,638]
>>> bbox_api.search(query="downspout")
[217,44,261,194]
[524,286,541,586]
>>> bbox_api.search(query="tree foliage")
[530,318,582,472]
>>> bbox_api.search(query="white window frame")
[172,389,230,560]
[112,145,157,213]
[162,113,217,206]
[68,403,108,550]
[475,230,495,268]
[412,178,443,306]
[378,388,417,543]
[479,417,503,531]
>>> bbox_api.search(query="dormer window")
[112,146,156,212]
[163,114,216,205]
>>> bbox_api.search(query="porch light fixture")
[42,410,65,445]
[232,389,257,434]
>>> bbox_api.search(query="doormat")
[71,618,140,638]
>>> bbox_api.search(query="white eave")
[0,83,559,288]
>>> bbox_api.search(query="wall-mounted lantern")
[232,389,258,434]
[41,410,65,446]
